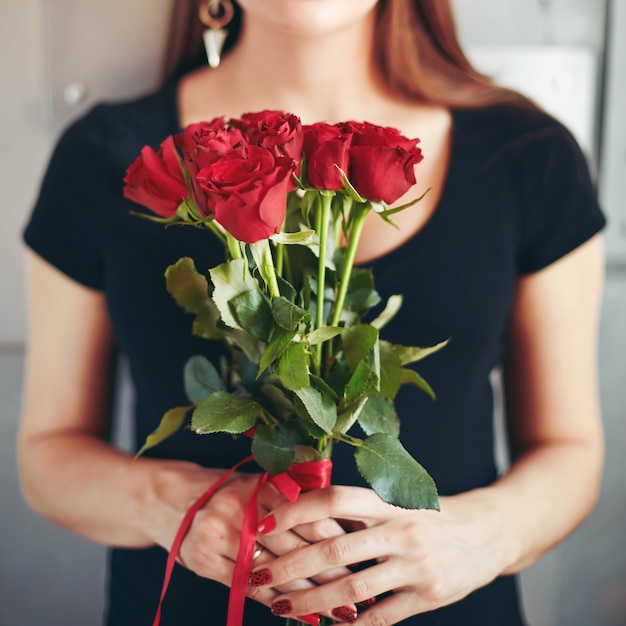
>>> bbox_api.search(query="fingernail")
[331,606,358,622]
[271,599,292,616]
[357,597,377,607]
[296,614,320,626]
[248,568,272,586]
[258,514,276,534]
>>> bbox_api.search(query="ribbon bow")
[152,455,333,626]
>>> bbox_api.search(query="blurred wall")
[1,1,624,624]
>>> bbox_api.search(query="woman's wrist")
[133,458,214,549]
[440,486,523,579]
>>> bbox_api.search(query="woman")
[18,1,605,624]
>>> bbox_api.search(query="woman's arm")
[247,234,605,624]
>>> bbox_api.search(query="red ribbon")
[152,456,333,626]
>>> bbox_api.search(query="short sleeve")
[515,121,606,274]
[23,107,112,289]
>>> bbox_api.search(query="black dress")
[24,79,605,625]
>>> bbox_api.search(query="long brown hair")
[162,0,534,110]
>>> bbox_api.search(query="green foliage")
[209,259,259,330]
[135,406,190,457]
[271,297,310,331]
[229,289,273,342]
[400,367,436,400]
[354,433,439,510]
[251,422,312,474]
[144,177,444,511]
[357,395,400,437]
[192,391,261,435]
[279,343,310,391]
[165,258,222,339]
[184,355,225,403]
[294,387,337,434]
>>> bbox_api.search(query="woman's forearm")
[18,431,209,548]
[447,437,604,577]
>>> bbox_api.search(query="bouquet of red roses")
[124,110,445,626]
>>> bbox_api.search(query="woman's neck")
[205,7,385,124]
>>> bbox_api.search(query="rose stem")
[225,231,243,260]
[314,192,333,375]
[329,204,369,328]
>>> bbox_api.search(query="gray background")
[1,0,624,624]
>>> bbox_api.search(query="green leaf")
[294,387,337,434]
[224,329,264,364]
[379,340,403,399]
[272,297,310,331]
[270,230,316,244]
[294,445,323,463]
[248,239,280,297]
[209,258,259,330]
[251,424,297,475]
[306,326,343,346]
[310,374,340,401]
[357,395,400,437]
[259,383,295,420]
[165,258,222,339]
[277,276,297,302]
[400,367,436,400]
[344,358,379,402]
[381,186,432,216]
[341,268,381,316]
[251,424,296,475]
[334,395,368,434]
[259,327,298,373]
[191,391,261,434]
[341,325,379,371]
[370,295,403,330]
[229,289,273,342]
[354,433,439,510]
[135,406,190,457]
[183,355,225,403]
[393,339,450,366]
[335,165,367,203]
[131,210,180,226]
[304,421,328,439]
[279,342,310,391]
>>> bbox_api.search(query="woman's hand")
[141,461,352,617]
[249,485,516,624]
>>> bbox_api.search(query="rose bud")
[302,122,352,191]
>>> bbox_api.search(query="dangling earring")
[200,0,235,68]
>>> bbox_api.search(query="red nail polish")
[331,606,358,622]
[248,568,272,586]
[271,599,292,616]
[357,597,377,607]
[296,614,320,626]
[258,514,276,534]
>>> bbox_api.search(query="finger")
[351,589,424,625]
[254,525,390,588]
[258,482,350,547]
[259,487,390,535]
[255,533,353,591]
[268,561,404,620]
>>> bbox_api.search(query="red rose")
[197,145,293,243]
[176,119,246,215]
[123,135,188,217]
[230,110,303,164]
[302,122,352,190]
[339,121,423,204]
